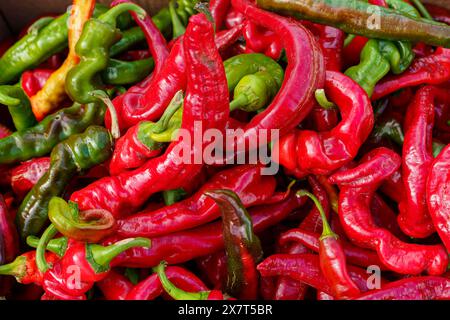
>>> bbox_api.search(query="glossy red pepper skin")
[211,0,232,30]
[11,157,50,198]
[356,276,450,300]
[427,144,450,252]
[371,194,405,241]
[110,194,305,268]
[343,36,368,69]
[258,253,379,297]
[21,69,53,98]
[117,165,276,237]
[6,251,59,285]
[279,229,385,270]
[398,86,450,238]
[372,48,450,100]
[274,176,328,300]
[243,21,283,60]
[97,269,133,300]
[380,168,405,204]
[219,0,324,159]
[275,71,373,177]
[71,14,230,217]
[125,266,208,300]
[225,7,245,29]
[195,251,228,289]
[329,148,448,275]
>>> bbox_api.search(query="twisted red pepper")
[71,14,230,217]
[356,276,450,300]
[372,47,450,100]
[329,147,448,275]
[10,157,50,198]
[116,164,276,237]
[110,194,305,268]
[398,86,450,238]
[427,144,450,252]
[275,71,373,177]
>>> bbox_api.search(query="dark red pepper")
[10,157,50,198]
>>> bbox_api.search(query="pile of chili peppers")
[0,0,449,300]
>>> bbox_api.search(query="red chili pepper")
[0,124,12,139]
[116,165,276,237]
[372,48,450,100]
[329,147,449,275]
[274,176,329,300]
[243,20,283,60]
[215,23,244,55]
[275,71,373,177]
[342,36,369,69]
[110,194,305,268]
[425,4,450,25]
[379,168,405,204]
[21,69,53,98]
[10,157,50,198]
[371,193,405,241]
[426,144,450,252]
[195,251,228,289]
[211,0,232,30]
[258,253,379,297]
[279,228,385,270]
[398,86,450,238]
[356,276,450,300]
[96,269,133,300]
[125,265,208,300]
[72,14,230,217]
[225,7,245,29]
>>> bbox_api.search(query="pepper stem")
[194,2,215,32]
[410,0,433,20]
[0,89,20,106]
[36,224,58,273]
[89,237,151,269]
[314,89,336,110]
[27,16,55,36]
[100,3,147,25]
[296,190,337,240]
[91,90,121,139]
[0,256,27,279]
[26,236,67,257]
[344,34,356,47]
[169,1,187,38]
[229,94,249,112]
[151,90,184,134]
[153,261,209,300]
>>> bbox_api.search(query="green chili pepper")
[0,86,37,131]
[257,0,450,47]
[65,3,147,105]
[0,102,104,165]
[169,0,187,39]
[163,188,187,206]
[345,39,390,97]
[0,5,109,85]
[17,126,114,239]
[205,189,263,299]
[101,58,154,86]
[385,0,420,18]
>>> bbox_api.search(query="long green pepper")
[102,58,154,86]
[16,126,114,239]
[0,86,36,131]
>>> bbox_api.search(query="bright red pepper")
[71,14,230,217]
[125,266,208,300]
[96,269,134,300]
[329,147,448,275]
[426,144,450,252]
[372,48,450,100]
[110,194,305,268]
[275,71,373,177]
[225,7,245,29]
[117,164,276,237]
[10,157,50,198]
[211,0,232,30]
[21,69,53,98]
[243,20,283,60]
[356,276,450,300]
[398,86,450,238]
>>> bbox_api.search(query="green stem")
[91,90,120,139]
[153,261,209,300]
[27,16,55,36]
[169,1,186,38]
[229,94,249,111]
[100,3,147,25]
[36,224,58,273]
[26,236,67,257]
[296,190,337,240]
[0,256,26,279]
[344,34,356,47]
[90,237,151,268]
[315,89,336,109]
[194,2,215,31]
[0,91,20,106]
[410,0,433,20]
[151,90,184,134]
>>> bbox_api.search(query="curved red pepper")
[275,71,374,177]
[97,269,133,300]
[426,144,450,252]
[211,0,232,30]
[72,14,230,217]
[329,147,448,275]
[21,69,53,98]
[116,164,276,237]
[110,194,305,268]
[356,276,450,300]
[11,157,50,198]
[243,20,283,60]
[225,7,245,29]
[372,48,450,100]
[398,86,450,238]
